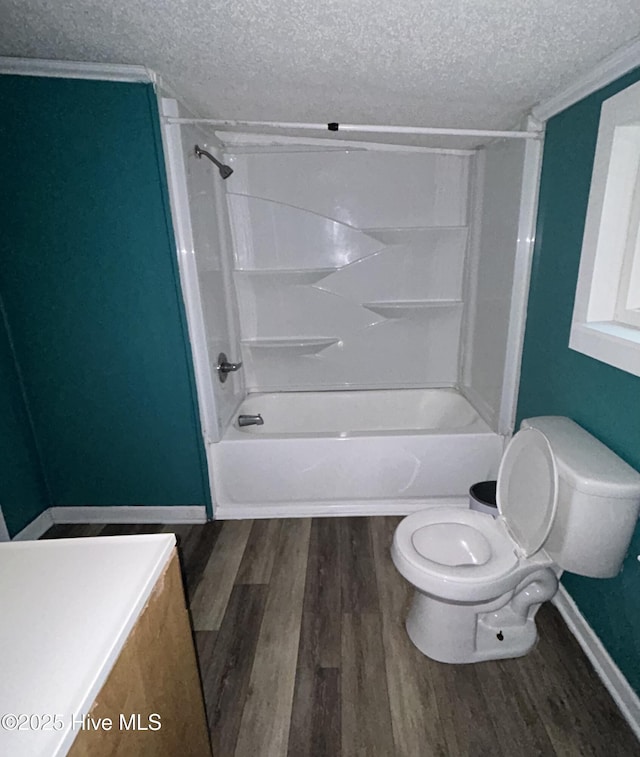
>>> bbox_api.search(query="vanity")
[0,534,211,756]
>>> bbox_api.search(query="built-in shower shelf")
[234,268,337,285]
[362,300,463,318]
[241,337,340,356]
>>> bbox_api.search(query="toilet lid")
[496,428,558,557]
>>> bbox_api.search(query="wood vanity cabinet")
[68,551,212,757]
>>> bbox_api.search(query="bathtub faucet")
[238,414,264,427]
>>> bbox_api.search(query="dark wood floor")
[43,518,638,756]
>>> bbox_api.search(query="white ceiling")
[1,0,640,130]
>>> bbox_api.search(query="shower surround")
[226,150,470,391]
[161,99,540,517]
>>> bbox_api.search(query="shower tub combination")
[211,388,504,518]
[162,103,541,520]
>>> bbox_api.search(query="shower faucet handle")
[217,352,242,383]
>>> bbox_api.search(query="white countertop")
[0,533,175,756]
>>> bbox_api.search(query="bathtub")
[210,388,504,518]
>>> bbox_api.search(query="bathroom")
[2,3,640,755]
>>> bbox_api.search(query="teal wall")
[0,75,210,532]
[0,297,50,535]
[517,68,640,693]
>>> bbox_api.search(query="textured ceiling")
[2,0,640,129]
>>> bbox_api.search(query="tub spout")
[238,414,264,427]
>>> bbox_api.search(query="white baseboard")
[9,505,208,540]
[13,510,55,541]
[215,497,468,520]
[50,506,208,524]
[553,584,640,741]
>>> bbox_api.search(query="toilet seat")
[497,427,558,557]
[392,427,560,603]
[392,508,520,602]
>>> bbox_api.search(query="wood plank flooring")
[42,517,639,757]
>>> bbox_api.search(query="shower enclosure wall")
[162,99,244,447]
[161,99,542,518]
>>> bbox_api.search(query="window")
[570,80,640,377]
[614,162,640,329]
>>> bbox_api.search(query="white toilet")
[391,416,640,664]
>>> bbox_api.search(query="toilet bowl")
[392,506,558,662]
[394,508,528,602]
[391,417,640,664]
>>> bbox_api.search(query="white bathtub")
[211,388,504,518]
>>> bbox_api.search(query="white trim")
[214,497,468,520]
[569,82,640,378]
[569,322,640,376]
[553,584,640,741]
[50,505,208,524]
[532,38,640,122]
[165,118,540,140]
[10,506,207,540]
[155,84,226,150]
[160,97,221,443]
[12,510,55,541]
[213,131,475,156]
[498,119,545,435]
[0,56,155,83]
[0,507,11,542]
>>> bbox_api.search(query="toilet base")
[405,589,540,664]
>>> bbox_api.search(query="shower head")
[194,145,234,179]
[218,163,234,180]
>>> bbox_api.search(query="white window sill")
[569,321,640,377]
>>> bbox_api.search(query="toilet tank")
[521,417,640,578]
